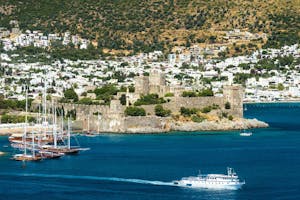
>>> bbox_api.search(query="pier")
[0,123,54,136]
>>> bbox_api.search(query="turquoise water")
[0,103,300,200]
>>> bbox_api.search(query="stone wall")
[140,96,228,116]
[61,100,126,132]
[124,116,169,133]
[58,103,110,120]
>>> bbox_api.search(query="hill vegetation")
[0,0,299,55]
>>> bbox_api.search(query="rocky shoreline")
[0,118,268,135]
[124,117,269,133]
[169,118,268,132]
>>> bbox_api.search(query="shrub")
[182,91,197,97]
[164,92,174,97]
[125,107,146,116]
[221,112,228,118]
[64,88,78,102]
[182,89,214,97]
[180,107,191,116]
[94,84,119,104]
[180,107,198,116]
[134,94,166,106]
[198,88,214,96]
[277,83,284,91]
[0,98,33,110]
[212,104,220,109]
[77,97,93,105]
[191,115,205,123]
[155,105,171,117]
[201,106,212,113]
[1,114,35,123]
[119,94,126,105]
[225,102,231,109]
[228,115,233,120]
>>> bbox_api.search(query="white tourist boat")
[173,167,245,190]
[240,131,252,136]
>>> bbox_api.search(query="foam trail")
[0,173,175,187]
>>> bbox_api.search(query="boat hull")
[12,154,42,161]
[42,147,80,155]
[173,180,245,190]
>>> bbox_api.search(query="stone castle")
[34,71,244,133]
[134,70,184,98]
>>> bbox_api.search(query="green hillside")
[0,0,299,55]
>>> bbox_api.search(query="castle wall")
[124,116,168,133]
[140,96,225,115]
[149,85,170,97]
[56,101,126,132]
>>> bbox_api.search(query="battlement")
[33,71,244,132]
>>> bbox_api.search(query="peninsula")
[27,70,268,134]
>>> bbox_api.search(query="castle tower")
[149,70,167,96]
[134,75,149,95]
[149,70,166,86]
[223,85,244,118]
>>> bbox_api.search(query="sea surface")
[0,103,300,200]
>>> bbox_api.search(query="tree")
[119,94,126,105]
[225,102,231,109]
[94,84,119,104]
[125,107,146,116]
[182,91,197,97]
[77,97,93,105]
[277,83,284,91]
[64,88,79,102]
[134,94,166,106]
[198,88,214,96]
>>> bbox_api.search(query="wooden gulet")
[12,90,42,161]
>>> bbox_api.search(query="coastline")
[169,118,268,132]
[0,118,268,135]
[122,117,269,134]
[244,100,300,104]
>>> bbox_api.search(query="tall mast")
[87,114,90,133]
[38,104,41,146]
[60,106,64,139]
[25,89,28,126]
[43,77,47,138]
[53,103,57,148]
[97,113,100,133]
[32,131,35,157]
[67,118,71,149]
[23,89,28,156]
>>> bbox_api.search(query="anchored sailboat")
[12,90,42,161]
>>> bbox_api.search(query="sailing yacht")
[12,90,42,161]
[13,131,42,161]
[42,118,80,154]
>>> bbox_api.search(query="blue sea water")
[0,103,300,200]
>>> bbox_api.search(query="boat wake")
[0,173,174,187]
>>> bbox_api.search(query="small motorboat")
[240,132,252,136]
